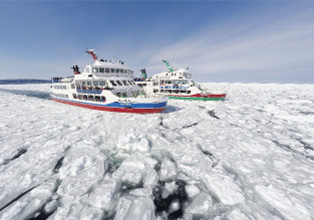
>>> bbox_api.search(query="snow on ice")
[0,83,314,220]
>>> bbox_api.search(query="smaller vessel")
[51,50,167,114]
[135,60,226,101]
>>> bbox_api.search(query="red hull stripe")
[51,98,165,114]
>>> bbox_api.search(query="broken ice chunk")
[185,184,200,198]
[112,158,146,188]
[114,196,156,220]
[185,192,213,216]
[159,159,177,181]
[224,209,251,220]
[255,184,311,220]
[88,178,119,211]
[117,133,150,152]
[203,174,245,206]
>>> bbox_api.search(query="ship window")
[92,68,98,73]
[71,84,75,89]
[116,80,123,86]
[111,68,114,73]
[105,68,109,73]
[99,68,104,73]
[116,69,119,73]
[120,69,123,73]
[122,80,128,86]
[110,80,117,86]
[116,92,121,97]
[99,81,106,87]
[153,82,158,86]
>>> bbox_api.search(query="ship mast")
[162,59,174,72]
[85,49,98,61]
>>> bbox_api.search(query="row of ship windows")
[53,85,67,90]
[53,80,137,90]
[165,72,189,77]
[72,91,140,100]
[156,89,191,94]
[110,80,136,86]
[76,80,136,88]
[73,94,106,102]
[160,80,191,85]
[137,80,191,87]
[87,67,134,74]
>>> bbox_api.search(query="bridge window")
[110,80,117,86]
[99,68,104,73]
[92,68,98,73]
[99,81,106,87]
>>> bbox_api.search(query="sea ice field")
[0,83,314,220]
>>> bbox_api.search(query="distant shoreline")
[0,79,51,85]
[0,79,312,85]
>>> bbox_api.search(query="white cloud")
[131,5,314,82]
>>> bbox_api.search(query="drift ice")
[51,50,168,113]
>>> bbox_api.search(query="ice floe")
[0,83,314,219]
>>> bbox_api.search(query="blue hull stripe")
[52,97,167,109]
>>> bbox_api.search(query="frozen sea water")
[0,83,314,220]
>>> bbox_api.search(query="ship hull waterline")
[51,97,167,114]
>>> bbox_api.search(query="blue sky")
[0,1,314,83]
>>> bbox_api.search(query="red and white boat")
[51,50,167,113]
[135,60,226,101]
